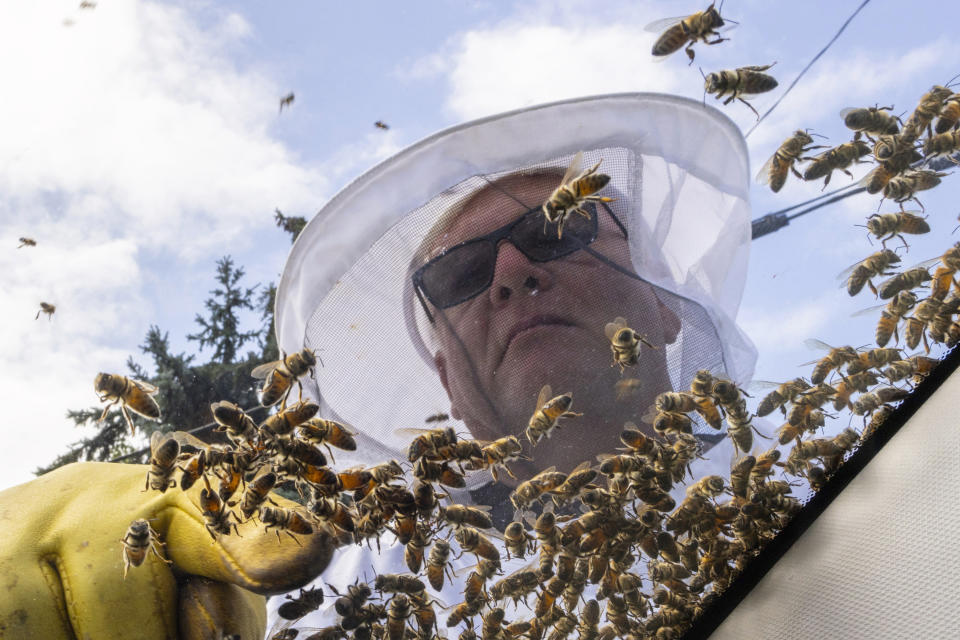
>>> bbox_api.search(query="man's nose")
[488,241,555,307]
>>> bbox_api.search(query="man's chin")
[492,326,605,396]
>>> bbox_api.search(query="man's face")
[427,173,679,476]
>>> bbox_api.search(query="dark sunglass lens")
[419,241,496,308]
[513,206,597,260]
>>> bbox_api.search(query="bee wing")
[804,338,835,352]
[754,152,778,186]
[639,404,658,425]
[560,152,583,186]
[532,466,558,479]
[395,427,438,437]
[250,360,282,379]
[838,107,861,119]
[131,379,159,394]
[170,430,209,453]
[603,317,628,340]
[535,385,552,411]
[150,430,172,452]
[568,460,593,474]
[643,16,686,33]
[745,380,785,392]
[851,302,889,317]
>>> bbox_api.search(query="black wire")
[770,182,862,216]
[109,404,268,463]
[744,0,873,139]
[787,186,866,221]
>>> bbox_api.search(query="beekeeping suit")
[267,92,755,632]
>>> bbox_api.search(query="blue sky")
[1,0,958,490]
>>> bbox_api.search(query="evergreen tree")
[187,256,261,365]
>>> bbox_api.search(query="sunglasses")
[413,201,627,315]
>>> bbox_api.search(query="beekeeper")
[0,93,754,640]
[270,92,755,629]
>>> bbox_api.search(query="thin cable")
[771,182,861,216]
[744,0,872,139]
[786,186,866,221]
[109,403,268,463]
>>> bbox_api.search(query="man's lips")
[497,314,576,369]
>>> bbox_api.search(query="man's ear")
[434,352,462,420]
[657,295,681,345]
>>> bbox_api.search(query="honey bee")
[877,266,933,300]
[852,387,911,420]
[278,586,325,621]
[802,141,872,188]
[923,130,960,166]
[872,133,916,164]
[332,582,373,618]
[120,518,169,578]
[455,526,501,563]
[279,92,295,113]
[490,568,541,605]
[503,521,534,560]
[801,339,859,384]
[646,3,731,64]
[252,348,318,407]
[374,120,390,130]
[385,594,414,640]
[863,212,930,249]
[510,466,568,512]
[440,504,494,530]
[403,426,458,462]
[446,601,482,629]
[311,496,356,535]
[145,431,180,492]
[862,290,917,347]
[17,237,36,248]
[261,401,321,439]
[217,466,243,503]
[903,316,927,351]
[727,408,761,456]
[728,455,755,499]
[882,170,948,210]
[604,316,656,372]
[550,461,597,504]
[703,63,778,118]
[475,436,526,481]
[755,378,811,417]
[832,371,880,411]
[882,354,938,383]
[542,152,614,239]
[903,85,954,140]
[210,400,258,444]
[374,574,427,601]
[424,538,453,590]
[861,164,897,195]
[935,93,960,134]
[35,301,56,320]
[845,348,902,375]
[526,385,582,446]
[756,130,827,192]
[200,475,240,539]
[260,506,314,543]
[649,409,693,436]
[274,438,328,469]
[841,249,902,297]
[300,418,358,460]
[94,373,161,435]
[841,105,900,141]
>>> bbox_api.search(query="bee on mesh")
[541,152,615,239]
[251,348,319,408]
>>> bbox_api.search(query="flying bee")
[425,539,453,590]
[526,385,582,446]
[754,378,811,417]
[278,586,325,621]
[903,85,954,140]
[374,120,390,130]
[846,348,902,375]
[94,373,161,435]
[702,63,778,118]
[475,435,526,481]
[802,140,872,188]
[17,237,36,248]
[279,92,295,113]
[645,2,732,63]
[935,93,960,134]
[260,506,314,543]
[440,504,494,530]
[251,348,318,407]
[923,130,960,165]
[756,129,827,192]
[862,212,930,249]
[145,431,179,492]
[841,249,901,296]
[36,301,56,320]
[604,316,656,372]
[120,518,169,578]
[877,266,933,300]
[503,521,534,560]
[455,527,501,563]
[300,418,358,460]
[841,105,900,142]
[883,170,948,210]
[542,152,614,239]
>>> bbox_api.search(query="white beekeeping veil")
[275,93,756,472]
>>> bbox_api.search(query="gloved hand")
[0,461,335,640]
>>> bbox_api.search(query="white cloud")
[0,1,331,489]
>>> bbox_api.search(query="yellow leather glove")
[0,462,335,640]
